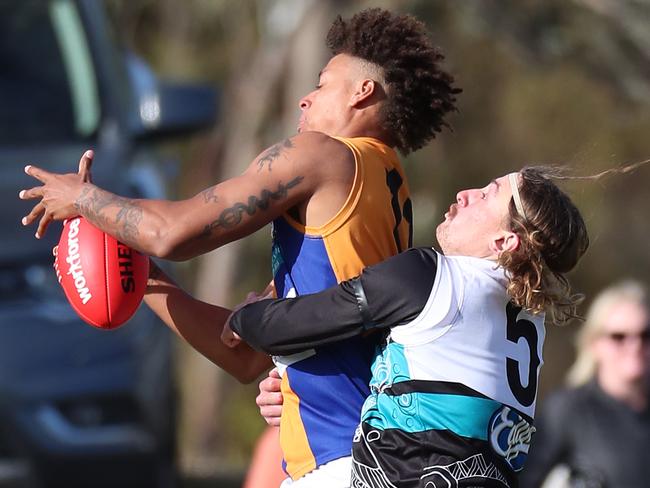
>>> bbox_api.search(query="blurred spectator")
[520,280,650,488]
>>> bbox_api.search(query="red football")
[55,217,148,329]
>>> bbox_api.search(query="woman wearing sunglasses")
[521,280,650,488]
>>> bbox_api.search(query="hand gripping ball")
[55,217,148,329]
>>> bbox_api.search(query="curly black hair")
[326,8,460,155]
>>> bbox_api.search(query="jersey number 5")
[505,303,540,407]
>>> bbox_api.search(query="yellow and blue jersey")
[270,136,412,479]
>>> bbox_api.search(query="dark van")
[0,1,216,486]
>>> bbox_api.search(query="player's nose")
[299,93,313,110]
[456,190,469,207]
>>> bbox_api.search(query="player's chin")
[435,220,449,233]
[297,118,310,133]
[434,223,447,245]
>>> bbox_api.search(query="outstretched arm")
[20,132,350,260]
[145,261,272,383]
[230,248,438,355]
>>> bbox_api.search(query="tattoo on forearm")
[201,176,304,236]
[202,187,219,204]
[74,186,143,244]
[256,138,294,172]
[115,205,142,242]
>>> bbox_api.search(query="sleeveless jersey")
[352,252,546,487]
[270,136,412,480]
[232,248,547,486]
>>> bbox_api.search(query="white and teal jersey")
[232,248,546,487]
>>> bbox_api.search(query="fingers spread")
[24,165,50,183]
[36,212,53,239]
[19,186,44,201]
[22,202,45,227]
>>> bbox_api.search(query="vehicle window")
[0,0,100,145]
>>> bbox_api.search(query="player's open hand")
[19,150,94,239]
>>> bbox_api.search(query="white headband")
[508,172,527,220]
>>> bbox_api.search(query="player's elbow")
[231,354,271,384]
[147,229,194,261]
[150,244,189,262]
[229,363,264,384]
[146,237,176,261]
[233,369,261,385]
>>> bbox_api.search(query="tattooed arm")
[19,131,355,260]
[144,260,273,383]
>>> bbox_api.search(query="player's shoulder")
[365,247,439,282]
[292,130,343,146]
[291,131,353,161]
[444,254,507,282]
[282,132,355,185]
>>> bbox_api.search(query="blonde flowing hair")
[498,166,588,325]
[498,160,650,325]
[565,280,649,386]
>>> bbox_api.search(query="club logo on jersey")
[488,405,535,472]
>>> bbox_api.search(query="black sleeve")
[229,247,438,355]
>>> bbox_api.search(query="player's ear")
[491,231,520,256]
[349,79,377,107]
